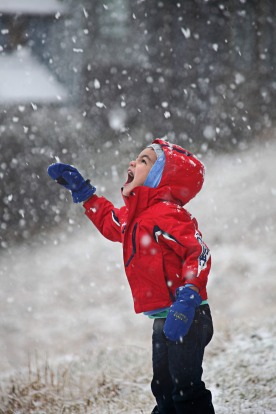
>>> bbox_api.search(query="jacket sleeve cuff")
[83,194,98,209]
[184,278,205,292]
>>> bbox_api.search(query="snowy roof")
[0,48,68,105]
[0,0,66,15]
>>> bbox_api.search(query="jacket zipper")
[125,222,138,267]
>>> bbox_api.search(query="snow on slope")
[0,48,67,104]
[189,138,276,327]
[0,138,275,413]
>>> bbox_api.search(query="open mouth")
[126,169,134,184]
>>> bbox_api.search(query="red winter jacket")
[84,139,211,314]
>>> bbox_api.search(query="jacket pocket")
[125,222,138,267]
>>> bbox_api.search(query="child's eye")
[141,159,147,164]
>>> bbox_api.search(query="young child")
[48,139,215,414]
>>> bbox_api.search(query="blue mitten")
[48,163,96,203]
[163,286,202,341]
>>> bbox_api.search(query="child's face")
[123,148,157,196]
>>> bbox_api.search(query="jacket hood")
[151,138,205,205]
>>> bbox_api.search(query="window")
[96,0,130,39]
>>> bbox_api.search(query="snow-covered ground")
[0,137,275,413]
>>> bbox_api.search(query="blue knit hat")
[143,144,165,188]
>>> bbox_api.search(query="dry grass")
[2,324,276,414]
[0,347,153,414]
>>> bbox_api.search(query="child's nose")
[129,160,136,167]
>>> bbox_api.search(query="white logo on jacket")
[195,231,210,275]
